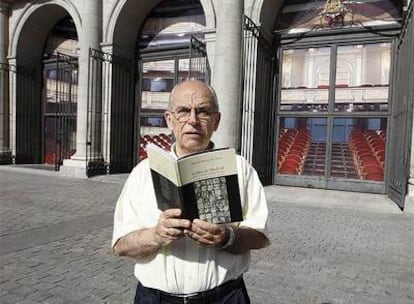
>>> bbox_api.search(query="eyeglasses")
[169,108,217,123]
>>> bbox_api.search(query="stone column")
[212,0,243,151]
[0,2,7,61]
[61,0,101,177]
[0,2,11,164]
[407,127,414,213]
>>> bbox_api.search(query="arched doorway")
[94,0,209,175]
[249,0,409,202]
[136,0,208,162]
[42,17,78,169]
[13,4,79,167]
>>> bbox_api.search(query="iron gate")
[109,51,135,174]
[87,38,209,177]
[387,2,414,209]
[0,63,12,164]
[189,36,210,83]
[240,16,277,185]
[135,36,210,169]
[14,64,42,164]
[53,53,78,170]
[86,48,135,176]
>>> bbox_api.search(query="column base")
[59,154,107,178]
[60,158,108,178]
[86,159,107,177]
[59,158,89,178]
[405,180,414,214]
[0,151,12,165]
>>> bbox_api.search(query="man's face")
[165,81,221,157]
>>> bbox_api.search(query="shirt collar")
[170,141,215,159]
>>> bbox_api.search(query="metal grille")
[240,16,277,185]
[14,65,41,164]
[0,63,12,164]
[53,53,78,170]
[109,52,135,174]
[87,38,209,176]
[86,48,135,176]
[135,36,210,170]
[189,36,210,83]
[87,48,105,176]
[387,2,414,209]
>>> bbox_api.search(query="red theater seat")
[284,154,303,164]
[45,153,55,164]
[361,164,383,175]
[139,148,147,161]
[365,172,384,181]
[279,164,299,174]
[317,85,329,89]
[335,84,349,88]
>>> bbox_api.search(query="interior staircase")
[303,142,358,178]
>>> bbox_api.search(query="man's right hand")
[113,209,191,259]
[154,209,192,246]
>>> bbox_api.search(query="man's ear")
[164,111,173,130]
[213,112,221,131]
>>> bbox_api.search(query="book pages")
[146,144,181,186]
[178,149,237,185]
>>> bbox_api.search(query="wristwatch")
[219,225,235,249]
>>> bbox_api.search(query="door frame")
[273,30,400,194]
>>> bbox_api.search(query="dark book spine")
[150,170,182,211]
[181,184,199,221]
[226,175,243,222]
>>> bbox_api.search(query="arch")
[247,0,284,34]
[9,1,81,165]
[105,0,215,55]
[335,58,355,85]
[9,0,81,60]
[247,0,265,23]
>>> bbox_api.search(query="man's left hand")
[184,219,228,248]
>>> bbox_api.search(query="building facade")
[0,0,413,210]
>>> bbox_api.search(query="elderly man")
[112,80,270,304]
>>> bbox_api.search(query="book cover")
[147,144,243,224]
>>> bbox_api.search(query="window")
[277,42,391,186]
[280,47,331,112]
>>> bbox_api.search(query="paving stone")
[1,169,414,304]
[14,299,40,304]
[1,292,26,304]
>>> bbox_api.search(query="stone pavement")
[0,166,413,304]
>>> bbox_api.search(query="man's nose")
[187,109,200,124]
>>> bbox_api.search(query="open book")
[146,144,243,224]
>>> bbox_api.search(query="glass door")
[275,42,391,193]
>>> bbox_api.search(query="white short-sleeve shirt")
[112,150,269,294]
